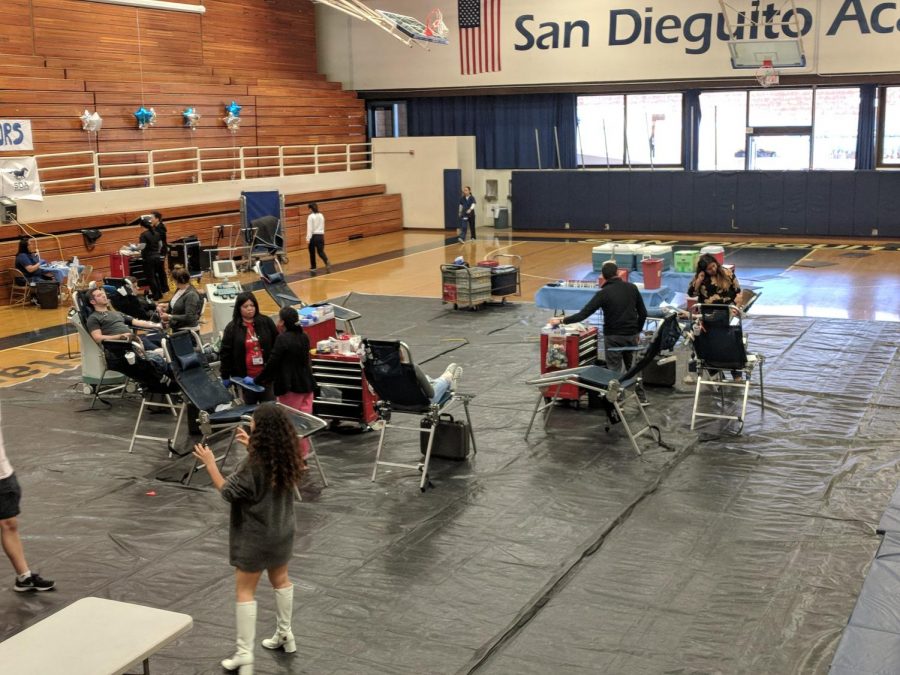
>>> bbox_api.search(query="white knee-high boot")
[222,600,257,674]
[261,585,296,653]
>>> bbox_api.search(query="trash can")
[34,281,60,309]
[641,258,663,291]
[494,207,509,229]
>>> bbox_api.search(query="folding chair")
[255,259,361,334]
[689,304,765,433]
[120,341,185,455]
[7,268,34,306]
[525,312,684,456]
[275,402,329,488]
[362,339,476,492]
[163,330,257,484]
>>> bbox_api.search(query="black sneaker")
[14,573,55,592]
[636,391,650,407]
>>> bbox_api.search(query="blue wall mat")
[443,169,462,230]
[806,173,832,236]
[853,172,880,237]
[629,172,653,232]
[649,172,673,232]
[781,173,808,236]
[735,172,761,233]
[511,170,900,236]
[670,172,694,232]
[877,172,900,237]
[829,173,856,236]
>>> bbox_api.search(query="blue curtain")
[407,94,577,169]
[683,90,701,171]
[855,85,877,170]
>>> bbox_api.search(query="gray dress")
[222,458,295,571]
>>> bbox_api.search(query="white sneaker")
[450,364,463,390]
[441,363,458,382]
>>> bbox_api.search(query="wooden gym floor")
[0,227,898,388]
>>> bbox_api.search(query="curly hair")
[246,403,305,492]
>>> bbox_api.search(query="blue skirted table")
[535,284,676,318]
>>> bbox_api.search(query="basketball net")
[756,59,779,87]
[424,8,448,38]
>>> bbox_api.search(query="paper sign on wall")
[0,158,43,201]
[0,121,34,153]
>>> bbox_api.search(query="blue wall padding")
[511,170,900,237]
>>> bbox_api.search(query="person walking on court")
[193,403,306,674]
[458,186,477,243]
[0,405,55,593]
[306,202,331,274]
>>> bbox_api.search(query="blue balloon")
[225,100,242,116]
[134,106,153,126]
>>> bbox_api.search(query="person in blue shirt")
[458,186,477,243]
[14,238,54,283]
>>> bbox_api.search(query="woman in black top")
[254,306,318,458]
[150,211,169,296]
[219,292,278,403]
[138,218,163,300]
[193,403,306,674]
[687,253,742,307]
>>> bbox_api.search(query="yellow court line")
[12,345,64,355]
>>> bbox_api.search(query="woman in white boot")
[193,403,306,674]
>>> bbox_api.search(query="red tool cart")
[539,326,599,401]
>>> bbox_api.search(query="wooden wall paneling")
[0,1,35,56]
[32,1,203,65]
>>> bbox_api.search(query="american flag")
[458,0,501,75]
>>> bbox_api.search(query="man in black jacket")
[549,261,649,403]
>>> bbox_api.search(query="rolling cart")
[477,253,522,304]
[441,264,492,310]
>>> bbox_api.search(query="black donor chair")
[362,339,476,492]
[163,329,257,483]
[525,312,684,456]
[689,304,764,433]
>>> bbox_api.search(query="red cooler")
[642,257,663,290]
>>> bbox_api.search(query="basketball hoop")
[755,59,779,87]
[424,8,448,38]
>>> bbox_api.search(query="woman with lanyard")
[250,306,318,460]
[458,186,477,243]
[219,292,278,404]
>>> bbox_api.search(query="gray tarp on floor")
[1,294,899,674]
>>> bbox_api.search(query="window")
[812,88,860,170]
[698,91,747,171]
[748,89,812,127]
[577,93,682,167]
[882,87,900,165]
[625,93,683,166]
[577,95,624,166]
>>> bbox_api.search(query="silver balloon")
[183,107,201,131]
[80,110,103,133]
[223,112,241,133]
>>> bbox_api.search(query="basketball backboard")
[313,0,449,49]
[717,0,807,70]
[729,38,806,69]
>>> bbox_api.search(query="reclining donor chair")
[255,258,361,334]
[164,329,258,484]
[362,339,476,492]
[525,312,684,456]
[688,304,764,433]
